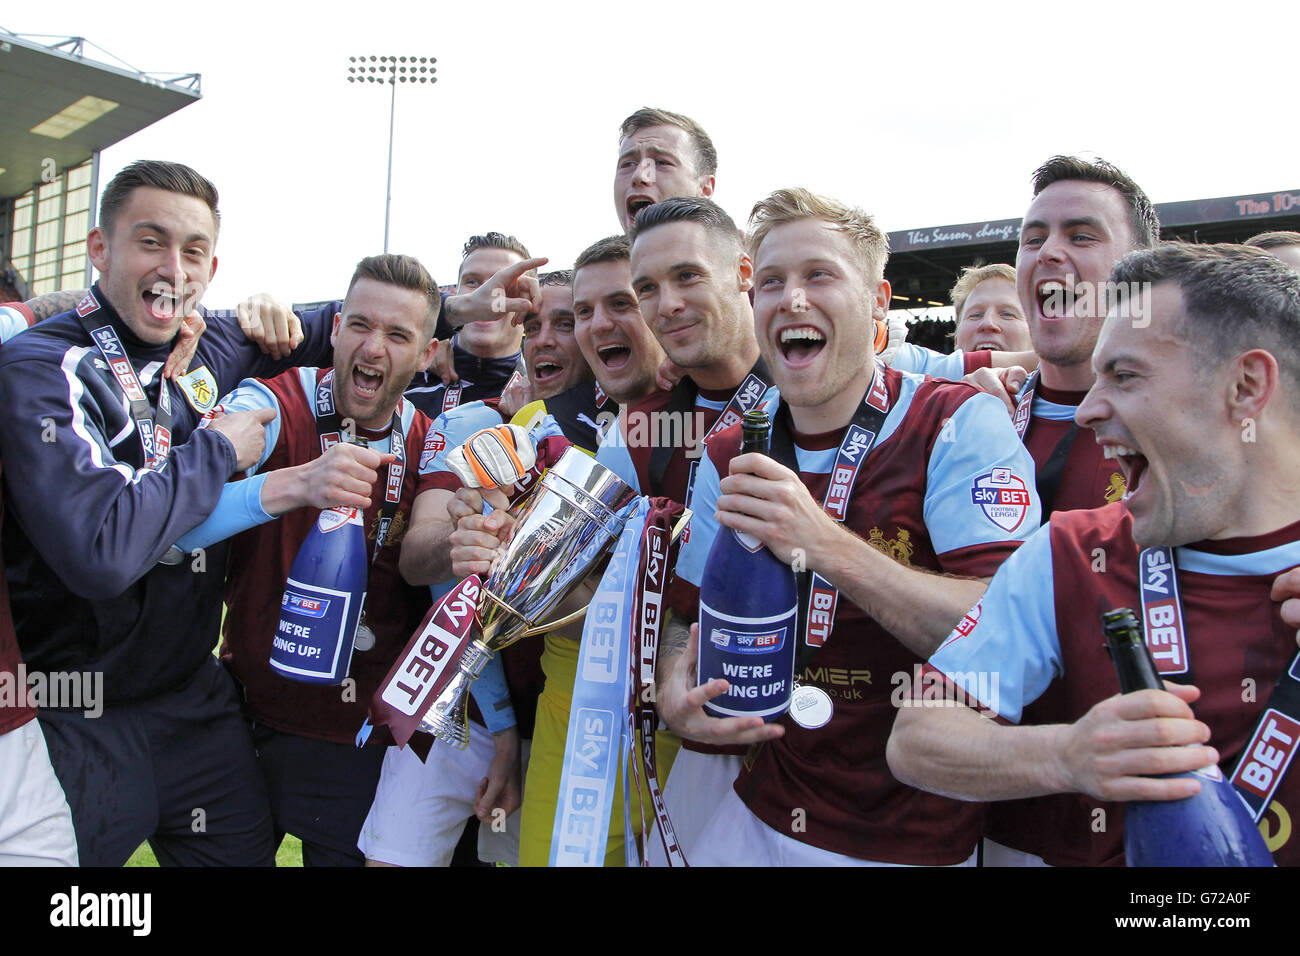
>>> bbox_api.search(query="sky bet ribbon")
[1139,548,1300,833]
[75,290,173,470]
[548,496,687,867]
[366,574,483,749]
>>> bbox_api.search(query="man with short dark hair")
[888,244,1300,868]
[572,236,665,406]
[497,237,683,866]
[173,253,441,865]
[520,270,592,400]
[962,156,1162,865]
[405,233,534,415]
[588,196,780,864]
[360,265,614,868]
[0,159,336,866]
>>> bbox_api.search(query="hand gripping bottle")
[270,506,369,685]
[697,409,799,721]
[1102,607,1273,866]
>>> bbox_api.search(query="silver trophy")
[418,447,638,747]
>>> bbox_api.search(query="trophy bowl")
[419,447,636,747]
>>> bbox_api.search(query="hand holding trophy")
[369,424,637,749]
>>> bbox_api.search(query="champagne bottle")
[697,409,798,721]
[1102,607,1273,866]
[270,506,369,685]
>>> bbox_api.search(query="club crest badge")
[177,366,219,414]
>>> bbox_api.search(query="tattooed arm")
[22,288,205,379]
[24,289,86,322]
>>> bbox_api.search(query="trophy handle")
[517,506,692,639]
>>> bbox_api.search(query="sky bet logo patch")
[970,468,1030,532]
[282,592,330,618]
[420,431,446,471]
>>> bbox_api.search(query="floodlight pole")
[384,77,396,253]
[347,55,437,254]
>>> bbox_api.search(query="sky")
[11,0,1299,308]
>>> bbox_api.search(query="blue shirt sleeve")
[0,304,31,343]
[594,411,642,493]
[172,379,282,551]
[926,525,1060,723]
[891,342,968,380]
[469,654,517,733]
[924,389,1041,556]
[672,449,723,590]
[417,402,509,476]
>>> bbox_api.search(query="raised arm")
[0,357,258,599]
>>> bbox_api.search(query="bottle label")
[317,507,361,534]
[270,577,363,684]
[698,599,797,719]
[1192,762,1224,782]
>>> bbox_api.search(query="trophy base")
[417,639,492,749]
[419,705,469,750]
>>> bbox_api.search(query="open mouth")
[1103,443,1147,500]
[597,344,631,371]
[144,288,182,320]
[970,341,1001,351]
[531,359,564,385]
[1036,279,1078,319]
[352,364,384,398]
[626,196,654,224]
[778,325,826,365]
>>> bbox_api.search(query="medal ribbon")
[1230,653,1300,822]
[1011,369,1037,440]
[312,369,405,565]
[648,359,774,502]
[1138,549,1300,823]
[76,301,173,470]
[1137,547,1190,678]
[1012,369,1080,521]
[768,369,890,673]
[631,504,687,866]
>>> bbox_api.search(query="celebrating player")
[0,160,337,866]
[659,187,1039,865]
[176,253,441,865]
[887,244,1300,867]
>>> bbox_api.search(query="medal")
[354,614,376,652]
[788,682,833,729]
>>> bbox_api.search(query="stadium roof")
[887,187,1300,310]
[0,30,201,202]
